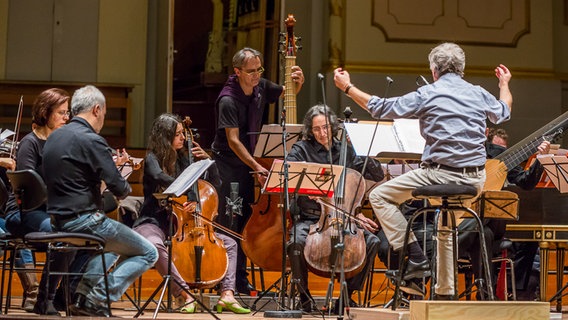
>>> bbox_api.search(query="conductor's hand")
[356,213,378,233]
[333,68,351,93]
[537,140,551,155]
[182,201,198,214]
[495,64,512,87]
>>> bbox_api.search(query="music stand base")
[264,310,303,318]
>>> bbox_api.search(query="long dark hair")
[301,104,340,141]
[147,113,182,176]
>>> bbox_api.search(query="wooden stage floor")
[0,297,566,320]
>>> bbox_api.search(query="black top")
[43,117,131,216]
[286,138,384,220]
[16,132,47,212]
[212,77,282,155]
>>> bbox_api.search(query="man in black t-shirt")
[211,47,305,294]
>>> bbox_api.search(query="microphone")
[317,73,324,80]
[225,182,243,217]
[386,76,394,84]
[416,75,429,87]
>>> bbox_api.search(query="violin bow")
[10,95,23,159]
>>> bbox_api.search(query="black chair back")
[0,178,7,209]
[6,170,47,212]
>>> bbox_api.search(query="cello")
[171,116,228,288]
[303,116,367,279]
[241,14,300,271]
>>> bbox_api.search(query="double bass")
[171,117,228,288]
[241,14,300,271]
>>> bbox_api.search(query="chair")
[24,232,110,316]
[5,169,112,316]
[0,170,45,313]
[390,184,494,309]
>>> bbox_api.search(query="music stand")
[537,155,568,193]
[536,155,568,308]
[134,159,220,320]
[253,124,303,159]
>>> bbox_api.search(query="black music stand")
[252,124,303,159]
[262,160,343,318]
[134,159,220,320]
[537,155,568,310]
[538,155,568,193]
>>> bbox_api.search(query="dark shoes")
[236,279,256,295]
[433,294,455,300]
[32,299,59,316]
[69,294,111,317]
[403,259,431,281]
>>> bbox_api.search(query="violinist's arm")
[113,148,130,166]
[0,157,15,171]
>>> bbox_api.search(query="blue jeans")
[57,212,157,304]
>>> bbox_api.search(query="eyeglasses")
[240,67,265,76]
[312,124,329,133]
[56,110,70,117]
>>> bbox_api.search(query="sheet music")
[344,120,425,159]
[0,129,14,141]
[263,160,344,197]
[163,159,214,197]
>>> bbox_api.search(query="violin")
[170,116,229,288]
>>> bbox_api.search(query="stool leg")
[391,207,430,309]
[469,209,494,300]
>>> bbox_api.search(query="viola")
[170,116,229,288]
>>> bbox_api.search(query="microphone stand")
[263,105,303,318]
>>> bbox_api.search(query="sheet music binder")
[344,120,425,160]
[263,159,344,198]
[252,124,303,158]
[537,154,568,193]
[160,159,214,198]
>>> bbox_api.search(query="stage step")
[350,301,549,320]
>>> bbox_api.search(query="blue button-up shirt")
[367,73,510,167]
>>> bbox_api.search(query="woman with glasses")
[5,88,72,315]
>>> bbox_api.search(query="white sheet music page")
[344,121,424,159]
[163,159,214,197]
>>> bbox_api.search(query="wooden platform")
[349,301,550,320]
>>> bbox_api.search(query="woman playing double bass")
[286,105,384,313]
[132,113,250,314]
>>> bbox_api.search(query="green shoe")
[215,299,251,314]
[180,301,196,314]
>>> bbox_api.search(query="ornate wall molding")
[371,0,530,47]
